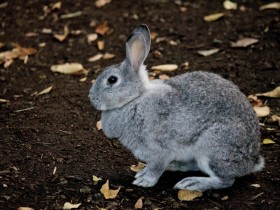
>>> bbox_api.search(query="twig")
[14,107,34,113]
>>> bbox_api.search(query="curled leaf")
[178,189,203,201]
[151,64,178,72]
[130,162,146,172]
[231,38,259,48]
[259,2,280,10]
[255,86,280,98]
[197,48,219,56]
[100,180,120,199]
[204,13,224,22]
[262,139,275,144]
[53,25,69,42]
[51,63,87,75]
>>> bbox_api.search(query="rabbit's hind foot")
[174,176,234,192]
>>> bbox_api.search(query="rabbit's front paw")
[132,168,159,187]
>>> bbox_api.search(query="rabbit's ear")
[126,24,150,72]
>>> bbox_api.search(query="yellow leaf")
[255,86,280,98]
[151,64,178,72]
[223,0,237,10]
[204,13,224,22]
[134,197,144,209]
[178,189,203,201]
[88,54,103,62]
[130,162,146,172]
[96,120,102,131]
[100,180,120,199]
[62,202,81,209]
[32,85,53,97]
[51,63,87,75]
[259,2,280,10]
[262,139,275,144]
[253,106,270,117]
[197,48,220,56]
[93,175,102,183]
[231,38,259,48]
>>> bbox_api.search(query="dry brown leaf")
[103,53,115,60]
[53,25,69,42]
[18,208,34,210]
[259,2,280,10]
[151,64,178,72]
[262,138,275,144]
[88,54,103,62]
[32,85,53,97]
[51,63,87,75]
[96,120,102,130]
[204,13,224,22]
[0,99,9,104]
[97,40,105,51]
[178,189,203,201]
[100,180,120,199]
[231,38,259,48]
[87,33,98,44]
[197,49,219,56]
[134,197,144,209]
[253,106,270,117]
[255,86,280,98]
[95,0,111,8]
[223,0,237,10]
[130,162,146,172]
[159,74,170,80]
[96,22,110,36]
[62,202,81,209]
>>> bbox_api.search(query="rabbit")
[88,24,264,191]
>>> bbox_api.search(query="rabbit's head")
[89,25,151,111]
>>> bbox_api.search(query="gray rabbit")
[89,25,264,191]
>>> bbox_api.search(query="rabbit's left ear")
[126,24,151,72]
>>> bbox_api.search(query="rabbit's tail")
[251,155,265,173]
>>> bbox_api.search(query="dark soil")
[1,0,280,209]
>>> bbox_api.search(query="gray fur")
[89,24,264,191]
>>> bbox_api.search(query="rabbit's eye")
[107,76,118,85]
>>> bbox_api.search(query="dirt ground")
[0,0,280,209]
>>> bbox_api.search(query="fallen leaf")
[271,115,280,126]
[153,50,163,59]
[0,99,9,103]
[221,195,229,201]
[51,63,87,75]
[250,184,261,188]
[63,202,81,209]
[93,175,102,183]
[253,106,270,117]
[51,1,62,10]
[248,95,263,107]
[25,32,38,37]
[18,208,34,210]
[204,13,224,22]
[231,38,259,48]
[159,74,170,80]
[96,22,110,36]
[103,53,115,60]
[134,197,144,209]
[178,189,203,201]
[259,2,280,10]
[197,48,220,56]
[79,77,87,82]
[169,40,178,46]
[32,85,53,97]
[97,40,105,50]
[151,64,178,71]
[130,162,146,172]
[96,120,102,130]
[88,54,103,62]
[53,25,69,42]
[262,139,275,144]
[87,33,98,44]
[41,28,52,34]
[223,0,237,10]
[255,86,280,98]
[95,0,111,8]
[100,180,120,199]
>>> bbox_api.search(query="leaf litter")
[231,38,259,48]
[262,139,275,144]
[51,63,87,75]
[178,189,203,201]
[255,86,280,98]
[197,48,220,56]
[130,162,146,172]
[62,202,81,209]
[100,180,120,199]
[32,85,53,97]
[204,13,224,22]
[151,64,178,71]
[134,197,144,209]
